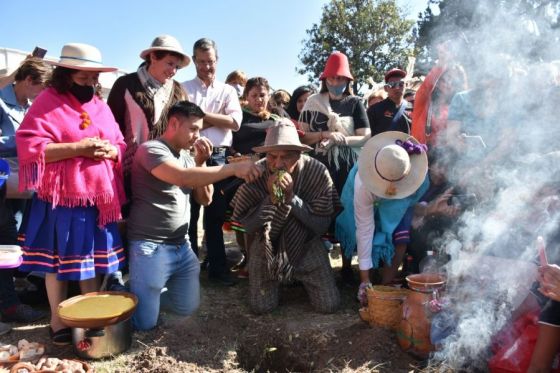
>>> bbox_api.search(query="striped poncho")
[231,155,340,281]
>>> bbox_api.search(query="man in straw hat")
[107,34,190,292]
[126,101,261,330]
[231,119,340,314]
[108,34,190,192]
[335,131,429,305]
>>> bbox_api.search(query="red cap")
[384,68,406,82]
[320,52,354,81]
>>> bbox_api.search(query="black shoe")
[108,282,127,293]
[209,271,237,287]
[106,271,127,292]
[49,327,72,346]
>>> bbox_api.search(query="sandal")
[49,327,72,346]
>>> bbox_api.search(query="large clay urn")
[397,273,446,358]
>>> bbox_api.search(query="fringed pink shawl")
[16,88,126,226]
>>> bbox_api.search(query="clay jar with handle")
[397,273,446,358]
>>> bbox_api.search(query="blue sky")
[1,0,428,93]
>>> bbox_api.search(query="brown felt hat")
[252,119,313,153]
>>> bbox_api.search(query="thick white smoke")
[420,0,560,369]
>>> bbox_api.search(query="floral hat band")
[358,131,428,199]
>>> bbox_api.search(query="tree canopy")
[414,0,560,72]
[297,0,415,92]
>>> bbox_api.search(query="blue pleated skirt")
[18,196,125,281]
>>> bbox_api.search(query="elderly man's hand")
[267,171,294,203]
[539,264,560,302]
[193,137,213,166]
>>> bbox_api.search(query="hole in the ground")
[237,337,312,372]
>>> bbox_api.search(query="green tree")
[415,0,560,72]
[298,0,415,93]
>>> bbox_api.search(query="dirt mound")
[106,278,420,373]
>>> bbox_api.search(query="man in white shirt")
[182,38,242,286]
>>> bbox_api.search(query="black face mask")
[70,83,95,103]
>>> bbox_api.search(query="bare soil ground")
[1,232,423,372]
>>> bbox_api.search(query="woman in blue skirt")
[16,43,126,345]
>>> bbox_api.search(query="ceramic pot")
[397,273,446,358]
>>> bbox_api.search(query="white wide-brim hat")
[252,118,313,153]
[140,35,190,68]
[358,131,428,199]
[49,43,117,72]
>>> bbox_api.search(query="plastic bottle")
[419,250,437,273]
[419,250,448,274]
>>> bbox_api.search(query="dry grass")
[1,232,426,372]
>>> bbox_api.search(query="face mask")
[326,82,346,97]
[70,83,95,103]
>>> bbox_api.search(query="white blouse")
[353,173,377,270]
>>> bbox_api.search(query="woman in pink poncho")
[16,43,126,345]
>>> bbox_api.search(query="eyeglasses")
[194,59,217,67]
[385,81,405,89]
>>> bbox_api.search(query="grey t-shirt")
[127,139,194,244]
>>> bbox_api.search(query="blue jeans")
[129,240,200,331]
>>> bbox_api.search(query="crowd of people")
[1,33,560,371]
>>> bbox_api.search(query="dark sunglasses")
[385,81,405,89]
